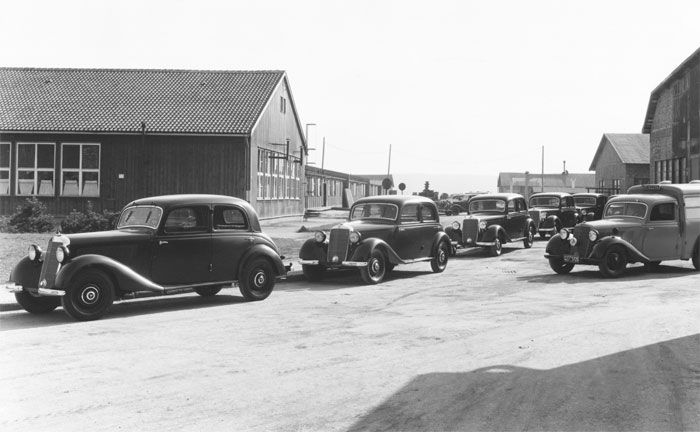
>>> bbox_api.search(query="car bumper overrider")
[299,259,368,268]
[3,283,65,296]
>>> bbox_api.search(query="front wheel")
[598,246,627,278]
[15,291,61,314]
[239,258,275,301]
[302,264,326,282]
[488,238,502,257]
[431,241,449,273]
[548,257,574,274]
[359,250,387,284]
[62,269,115,321]
[523,227,534,249]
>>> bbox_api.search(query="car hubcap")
[253,270,266,289]
[80,285,100,305]
[369,258,382,277]
[608,253,622,269]
[438,248,446,265]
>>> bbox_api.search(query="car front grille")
[572,226,592,257]
[529,211,541,228]
[38,239,62,289]
[327,228,350,263]
[462,219,479,244]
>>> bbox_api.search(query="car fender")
[239,244,286,276]
[590,237,649,263]
[9,257,42,287]
[299,238,328,262]
[350,238,402,264]
[481,225,505,242]
[431,231,452,254]
[55,254,163,294]
[545,236,572,256]
[444,225,461,243]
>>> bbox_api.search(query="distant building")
[497,172,595,199]
[304,166,393,209]
[643,47,700,183]
[589,133,650,194]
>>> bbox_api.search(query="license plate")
[563,255,579,263]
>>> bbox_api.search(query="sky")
[2,0,700,194]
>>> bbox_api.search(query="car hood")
[64,228,153,248]
[333,220,394,242]
[577,218,641,236]
[529,207,558,213]
[463,214,505,223]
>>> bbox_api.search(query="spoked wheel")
[15,291,61,314]
[359,250,387,284]
[488,238,502,257]
[239,258,275,301]
[548,257,574,274]
[62,269,115,321]
[302,264,327,282]
[431,241,449,273]
[523,228,534,249]
[598,246,627,278]
[195,286,222,297]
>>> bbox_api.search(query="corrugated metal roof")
[0,67,285,134]
[589,133,649,170]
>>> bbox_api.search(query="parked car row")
[4,183,700,321]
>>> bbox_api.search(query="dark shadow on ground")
[0,293,247,331]
[277,268,435,291]
[518,263,698,285]
[348,334,700,432]
[452,247,519,259]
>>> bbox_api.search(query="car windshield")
[574,196,597,206]
[529,196,560,208]
[469,199,505,213]
[117,205,163,229]
[604,202,648,219]
[350,203,398,221]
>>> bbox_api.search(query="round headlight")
[56,246,67,263]
[28,244,39,261]
[349,231,361,244]
[588,230,598,242]
[559,229,568,240]
[478,221,487,230]
[451,221,460,230]
[314,231,326,243]
[569,236,578,246]
[581,209,587,215]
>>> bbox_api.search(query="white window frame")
[61,143,101,197]
[0,142,10,195]
[16,142,55,196]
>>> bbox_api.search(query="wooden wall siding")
[0,133,248,215]
[250,77,305,218]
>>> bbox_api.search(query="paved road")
[1,241,699,431]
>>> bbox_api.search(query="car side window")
[164,206,209,233]
[650,203,676,221]
[420,205,437,222]
[401,204,419,223]
[213,206,248,230]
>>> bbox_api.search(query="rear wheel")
[302,264,326,282]
[431,241,449,273]
[239,258,275,301]
[523,227,534,249]
[15,291,61,314]
[195,286,222,297]
[488,238,502,257]
[598,246,627,278]
[359,250,387,284]
[548,257,574,274]
[62,269,115,321]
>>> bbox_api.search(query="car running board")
[120,281,237,300]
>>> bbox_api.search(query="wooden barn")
[0,67,306,218]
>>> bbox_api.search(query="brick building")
[643,47,700,183]
[589,133,650,194]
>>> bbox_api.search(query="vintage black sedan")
[528,192,579,238]
[4,194,290,320]
[545,183,700,277]
[445,193,536,256]
[298,195,451,284]
[573,193,608,222]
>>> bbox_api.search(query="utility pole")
[321,137,326,172]
[541,146,545,192]
[387,144,392,175]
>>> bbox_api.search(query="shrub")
[60,202,119,233]
[8,197,56,233]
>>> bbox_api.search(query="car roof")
[529,192,572,198]
[353,195,436,206]
[608,194,676,204]
[627,183,700,197]
[469,193,523,201]
[573,192,606,198]
[127,194,250,207]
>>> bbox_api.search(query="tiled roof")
[589,133,649,170]
[0,68,285,134]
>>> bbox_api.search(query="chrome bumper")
[2,283,64,296]
[299,259,368,267]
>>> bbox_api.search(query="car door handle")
[159,240,169,245]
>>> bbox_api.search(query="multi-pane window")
[16,142,55,196]
[257,148,300,200]
[611,179,621,193]
[0,142,9,195]
[61,143,100,196]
